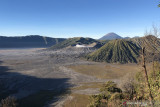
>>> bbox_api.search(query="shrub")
[100,81,122,93]
[0,96,17,107]
[119,73,136,100]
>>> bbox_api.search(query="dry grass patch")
[63,94,90,107]
[67,63,141,79]
[71,82,103,91]
[64,82,103,107]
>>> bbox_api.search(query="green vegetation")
[88,81,124,107]
[86,39,140,63]
[87,62,160,107]
[97,40,110,45]
[86,35,160,64]
[49,37,103,50]
[149,62,160,102]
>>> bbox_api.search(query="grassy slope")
[49,37,104,50]
[87,39,140,63]
[130,35,160,52]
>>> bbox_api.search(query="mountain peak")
[99,32,122,40]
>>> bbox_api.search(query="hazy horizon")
[0,32,142,39]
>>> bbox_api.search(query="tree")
[144,25,160,78]
[141,47,154,106]
[148,25,159,78]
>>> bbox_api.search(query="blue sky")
[0,0,159,39]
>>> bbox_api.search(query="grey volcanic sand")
[0,48,112,106]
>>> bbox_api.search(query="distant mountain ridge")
[0,35,65,48]
[99,32,123,40]
[99,32,141,40]
[49,37,105,50]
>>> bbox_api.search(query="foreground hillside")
[86,39,140,63]
[0,35,65,48]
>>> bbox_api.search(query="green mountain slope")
[49,37,104,50]
[130,35,160,52]
[86,39,140,63]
